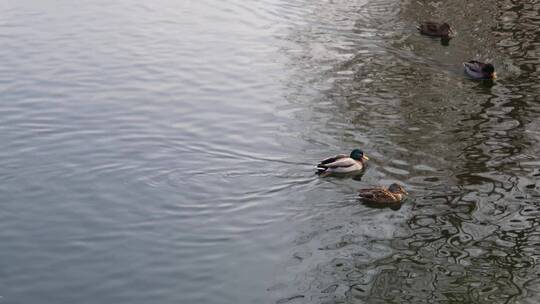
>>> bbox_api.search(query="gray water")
[1,0,539,303]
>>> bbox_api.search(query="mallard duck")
[358,183,408,204]
[463,61,496,80]
[417,22,453,38]
[316,149,368,176]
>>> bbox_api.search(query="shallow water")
[1,0,539,303]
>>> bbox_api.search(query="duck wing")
[318,154,348,166]
[463,61,483,73]
[318,157,356,169]
[359,188,398,204]
[463,61,487,79]
[418,22,441,35]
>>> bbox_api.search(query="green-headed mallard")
[358,183,408,204]
[316,149,368,176]
[463,61,496,80]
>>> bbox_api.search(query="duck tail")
[316,165,327,175]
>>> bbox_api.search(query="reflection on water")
[0,0,539,303]
[271,0,540,303]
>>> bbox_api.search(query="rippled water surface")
[1,0,540,303]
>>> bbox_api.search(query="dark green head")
[481,63,496,79]
[482,63,495,74]
[350,149,369,161]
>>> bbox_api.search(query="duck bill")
[491,72,497,79]
[362,155,369,161]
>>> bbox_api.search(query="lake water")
[1,0,539,303]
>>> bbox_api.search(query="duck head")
[388,183,408,195]
[482,64,496,79]
[350,149,369,162]
[439,23,452,37]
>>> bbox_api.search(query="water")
[1,0,539,303]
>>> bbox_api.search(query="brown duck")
[358,183,408,204]
[417,22,453,38]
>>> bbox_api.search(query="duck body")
[316,149,368,176]
[464,61,496,80]
[358,183,408,204]
[417,21,453,38]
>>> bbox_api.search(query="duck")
[417,21,453,38]
[463,61,496,80]
[358,183,408,204]
[316,149,368,176]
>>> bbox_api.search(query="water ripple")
[2,0,540,303]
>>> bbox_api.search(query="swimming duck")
[463,61,496,80]
[358,183,408,204]
[316,149,368,176]
[417,22,453,38]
